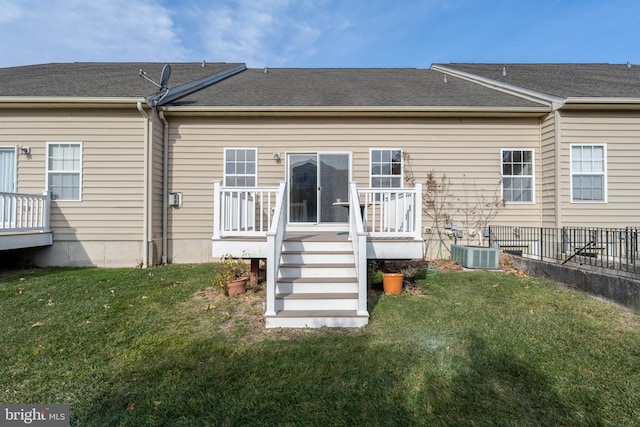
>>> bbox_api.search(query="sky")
[1,0,639,69]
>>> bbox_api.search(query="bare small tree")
[423,170,457,258]
[459,175,505,246]
[403,153,505,258]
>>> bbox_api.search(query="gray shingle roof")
[434,63,640,99]
[173,68,544,108]
[0,62,245,98]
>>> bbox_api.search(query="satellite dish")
[139,64,171,90]
[139,63,172,107]
[160,64,171,89]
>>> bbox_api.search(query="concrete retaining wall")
[510,256,640,314]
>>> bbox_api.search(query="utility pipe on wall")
[159,110,169,264]
[137,101,150,267]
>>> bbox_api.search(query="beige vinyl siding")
[167,116,543,248]
[559,110,640,227]
[540,112,557,227]
[0,109,146,242]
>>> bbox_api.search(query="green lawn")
[1,264,638,426]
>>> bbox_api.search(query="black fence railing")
[489,225,640,277]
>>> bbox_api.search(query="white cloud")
[200,0,325,67]
[0,0,22,23]
[0,0,190,67]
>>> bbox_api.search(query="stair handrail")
[265,181,287,317]
[349,182,369,317]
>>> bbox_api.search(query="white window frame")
[224,148,258,187]
[46,142,83,201]
[500,148,535,204]
[570,144,607,203]
[369,148,403,188]
[0,146,18,192]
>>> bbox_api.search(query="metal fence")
[489,225,640,276]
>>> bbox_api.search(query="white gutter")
[562,97,640,110]
[565,97,640,104]
[0,97,144,105]
[431,65,565,110]
[161,105,550,116]
[159,111,169,264]
[137,101,150,267]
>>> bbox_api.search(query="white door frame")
[286,151,352,225]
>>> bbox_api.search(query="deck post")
[213,180,221,240]
[250,259,259,286]
[413,182,423,241]
[42,191,50,232]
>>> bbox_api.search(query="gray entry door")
[288,153,350,223]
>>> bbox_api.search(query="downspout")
[554,109,562,229]
[159,110,169,264]
[137,102,150,267]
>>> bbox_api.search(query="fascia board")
[431,65,565,110]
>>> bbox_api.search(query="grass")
[1,264,639,426]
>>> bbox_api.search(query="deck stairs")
[264,232,369,328]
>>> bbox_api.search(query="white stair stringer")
[264,233,369,328]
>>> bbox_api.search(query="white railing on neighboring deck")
[348,182,369,317]
[0,191,50,233]
[357,183,422,239]
[213,181,280,238]
[265,181,287,318]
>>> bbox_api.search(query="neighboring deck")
[0,192,52,251]
[0,230,53,251]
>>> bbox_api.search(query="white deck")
[212,233,424,260]
[212,182,424,328]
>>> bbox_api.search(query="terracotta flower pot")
[382,273,404,295]
[226,277,248,296]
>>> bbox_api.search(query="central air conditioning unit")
[450,244,499,269]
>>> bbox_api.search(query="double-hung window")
[370,149,402,188]
[224,148,257,187]
[47,142,82,201]
[501,149,534,203]
[571,144,606,202]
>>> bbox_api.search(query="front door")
[288,153,350,223]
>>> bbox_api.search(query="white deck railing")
[213,181,280,238]
[0,191,50,233]
[213,182,423,240]
[357,183,422,239]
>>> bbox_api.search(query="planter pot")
[382,273,404,295]
[226,277,248,296]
